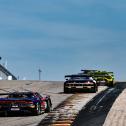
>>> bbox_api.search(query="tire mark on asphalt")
[72,83,123,126]
[37,87,107,126]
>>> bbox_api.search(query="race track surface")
[0,80,107,126]
[0,80,72,126]
[0,81,124,126]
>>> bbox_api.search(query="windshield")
[70,76,91,80]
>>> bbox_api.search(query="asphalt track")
[37,86,107,126]
[0,81,72,126]
[0,81,107,126]
[72,82,124,126]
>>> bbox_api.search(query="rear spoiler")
[107,72,114,74]
[81,69,98,71]
[65,74,91,78]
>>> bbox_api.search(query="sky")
[0,0,126,81]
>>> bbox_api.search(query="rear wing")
[65,74,92,78]
[107,72,114,75]
[81,69,98,72]
[81,70,98,73]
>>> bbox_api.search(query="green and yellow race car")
[81,70,115,87]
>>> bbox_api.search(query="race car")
[0,91,52,116]
[81,69,115,87]
[64,74,98,93]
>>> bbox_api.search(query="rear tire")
[107,81,114,87]
[4,111,8,117]
[45,100,52,113]
[110,81,114,87]
[64,87,69,93]
[92,85,98,93]
[34,103,41,115]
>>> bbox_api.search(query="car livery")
[64,74,98,93]
[0,91,52,115]
[81,70,115,87]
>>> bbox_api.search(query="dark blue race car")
[0,91,52,115]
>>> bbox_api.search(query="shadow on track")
[0,112,36,117]
[72,82,125,126]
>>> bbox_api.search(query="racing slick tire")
[34,102,41,115]
[64,86,72,93]
[45,100,52,113]
[4,111,8,117]
[92,85,98,93]
[109,81,114,87]
[106,81,114,87]
[64,87,69,93]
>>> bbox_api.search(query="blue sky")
[0,0,126,80]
